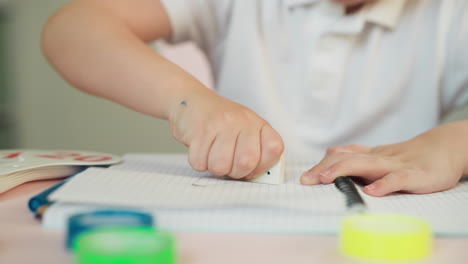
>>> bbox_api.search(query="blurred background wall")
[4,0,212,155]
[0,3,12,149]
[1,1,467,155]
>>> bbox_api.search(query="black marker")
[334,176,366,213]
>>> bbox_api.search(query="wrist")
[166,84,216,124]
[438,120,468,175]
[454,120,468,175]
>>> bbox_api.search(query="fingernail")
[365,184,376,191]
[300,172,320,185]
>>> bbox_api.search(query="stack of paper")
[45,153,468,236]
[0,150,122,194]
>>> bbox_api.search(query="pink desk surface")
[1,180,467,264]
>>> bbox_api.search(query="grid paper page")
[47,154,468,235]
[43,202,342,234]
[362,182,468,236]
[50,168,344,212]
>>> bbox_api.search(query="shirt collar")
[284,0,407,30]
[284,0,320,9]
[362,0,407,29]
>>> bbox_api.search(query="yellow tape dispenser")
[334,177,432,262]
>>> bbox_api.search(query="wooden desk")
[1,180,467,264]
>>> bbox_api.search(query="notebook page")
[111,154,468,235]
[50,167,344,213]
[45,154,344,233]
[47,154,468,235]
[362,180,468,236]
[43,202,342,234]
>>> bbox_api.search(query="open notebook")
[45,154,468,236]
[0,150,122,194]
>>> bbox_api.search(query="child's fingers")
[188,131,215,172]
[228,128,261,179]
[300,154,346,185]
[207,130,239,176]
[301,145,371,185]
[318,155,401,184]
[326,144,371,155]
[300,157,329,185]
[246,125,284,178]
[363,170,422,197]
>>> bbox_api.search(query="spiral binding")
[334,176,366,212]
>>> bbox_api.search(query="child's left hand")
[300,121,468,196]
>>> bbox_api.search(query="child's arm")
[42,0,284,179]
[301,120,468,196]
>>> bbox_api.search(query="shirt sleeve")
[441,0,468,116]
[159,0,233,53]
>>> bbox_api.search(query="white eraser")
[248,155,285,185]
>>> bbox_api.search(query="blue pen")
[28,166,87,217]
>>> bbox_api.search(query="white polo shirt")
[160,0,468,159]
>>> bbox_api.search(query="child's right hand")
[41,0,284,179]
[169,91,284,179]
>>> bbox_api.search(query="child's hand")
[169,91,284,179]
[300,121,468,196]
